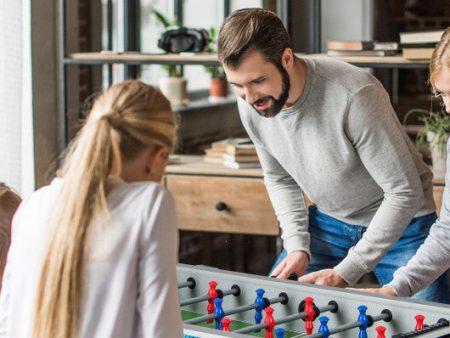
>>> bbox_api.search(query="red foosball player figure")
[222,317,232,332]
[376,325,386,338]
[304,297,316,335]
[207,281,218,324]
[264,306,276,338]
[415,314,425,330]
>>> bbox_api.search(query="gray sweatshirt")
[237,57,435,286]
[388,139,450,297]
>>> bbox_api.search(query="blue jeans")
[271,205,450,304]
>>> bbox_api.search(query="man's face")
[434,65,450,114]
[223,50,290,117]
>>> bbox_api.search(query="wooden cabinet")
[164,155,278,236]
[165,156,447,231]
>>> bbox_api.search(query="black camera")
[158,27,209,53]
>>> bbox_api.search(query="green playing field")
[182,310,307,337]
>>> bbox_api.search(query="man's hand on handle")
[271,250,309,280]
[298,269,348,287]
[271,250,348,287]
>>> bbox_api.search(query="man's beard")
[252,64,290,118]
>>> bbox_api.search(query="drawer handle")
[215,202,228,211]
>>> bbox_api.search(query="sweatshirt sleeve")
[136,188,183,338]
[237,99,310,256]
[387,140,450,297]
[256,145,310,256]
[334,84,425,285]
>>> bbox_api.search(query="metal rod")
[180,294,209,307]
[107,0,113,85]
[57,0,67,149]
[223,0,230,17]
[236,302,336,334]
[184,294,287,325]
[309,310,391,338]
[178,278,195,289]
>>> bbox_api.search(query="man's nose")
[443,96,450,114]
[243,87,256,104]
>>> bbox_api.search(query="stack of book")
[202,137,261,169]
[223,143,260,169]
[203,137,253,164]
[400,30,444,60]
[326,40,399,57]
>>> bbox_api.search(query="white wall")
[0,0,34,196]
[321,0,374,51]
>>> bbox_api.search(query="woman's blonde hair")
[0,183,21,289]
[429,27,450,92]
[33,80,176,338]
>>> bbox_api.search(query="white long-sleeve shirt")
[0,178,183,338]
[388,139,450,297]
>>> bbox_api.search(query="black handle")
[215,201,227,211]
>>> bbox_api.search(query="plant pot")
[159,77,189,106]
[427,131,449,180]
[209,78,228,102]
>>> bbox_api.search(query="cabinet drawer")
[165,175,279,235]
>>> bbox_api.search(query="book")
[402,48,434,60]
[399,30,444,44]
[204,148,224,158]
[326,49,398,57]
[223,160,261,169]
[225,143,257,156]
[223,153,259,163]
[326,40,374,51]
[203,155,224,164]
[400,42,438,49]
[373,41,399,51]
[211,137,252,151]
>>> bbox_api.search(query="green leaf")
[404,108,450,158]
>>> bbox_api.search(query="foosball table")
[177,264,450,338]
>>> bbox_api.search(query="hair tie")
[102,114,121,129]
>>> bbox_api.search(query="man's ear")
[281,47,294,69]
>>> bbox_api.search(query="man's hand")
[271,251,309,279]
[355,286,398,297]
[297,269,348,287]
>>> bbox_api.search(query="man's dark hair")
[217,8,292,68]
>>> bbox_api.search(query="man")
[217,8,450,303]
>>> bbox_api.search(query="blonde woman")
[364,27,450,299]
[0,80,183,337]
[0,183,21,290]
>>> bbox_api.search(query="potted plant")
[204,27,228,101]
[152,8,188,106]
[404,108,450,179]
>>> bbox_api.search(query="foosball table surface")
[178,264,450,338]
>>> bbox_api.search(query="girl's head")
[429,27,450,113]
[74,80,176,183]
[33,80,176,338]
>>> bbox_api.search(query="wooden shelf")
[65,52,430,69]
[66,52,219,65]
[308,53,429,68]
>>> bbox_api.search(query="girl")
[365,27,450,299]
[0,80,183,337]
